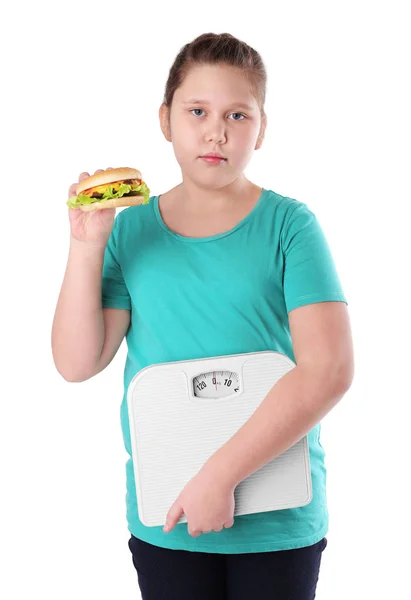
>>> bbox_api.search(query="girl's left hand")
[163,467,236,537]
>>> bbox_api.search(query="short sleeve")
[281,202,348,314]
[101,216,132,310]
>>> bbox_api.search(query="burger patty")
[86,179,141,199]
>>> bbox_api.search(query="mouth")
[199,155,227,163]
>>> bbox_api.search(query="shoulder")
[115,195,157,228]
[264,188,309,213]
[110,196,157,256]
[262,188,313,231]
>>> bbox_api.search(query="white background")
[1,1,410,598]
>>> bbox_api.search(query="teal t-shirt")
[101,187,348,553]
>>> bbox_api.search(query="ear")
[159,103,172,142]
[255,114,267,150]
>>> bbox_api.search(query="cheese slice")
[82,180,140,197]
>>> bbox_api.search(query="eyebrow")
[181,99,255,111]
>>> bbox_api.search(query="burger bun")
[79,195,146,212]
[76,167,142,195]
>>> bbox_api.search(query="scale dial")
[193,370,240,398]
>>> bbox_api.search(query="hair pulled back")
[162,33,267,119]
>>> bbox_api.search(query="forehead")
[175,64,257,109]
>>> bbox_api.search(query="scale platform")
[127,350,313,527]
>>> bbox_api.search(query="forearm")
[202,364,350,489]
[51,236,106,381]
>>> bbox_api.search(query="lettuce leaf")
[66,181,151,209]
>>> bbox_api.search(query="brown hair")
[162,33,267,119]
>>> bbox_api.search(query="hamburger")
[67,167,151,212]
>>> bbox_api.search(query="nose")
[205,119,226,144]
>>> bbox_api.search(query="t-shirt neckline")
[153,187,267,243]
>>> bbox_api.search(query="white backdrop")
[1,1,410,598]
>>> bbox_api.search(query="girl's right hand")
[68,169,116,246]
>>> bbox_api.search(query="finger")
[164,502,184,532]
[70,169,91,197]
[188,529,201,537]
[68,182,80,198]
[94,169,105,174]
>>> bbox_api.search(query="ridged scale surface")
[127,352,312,526]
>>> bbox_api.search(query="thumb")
[163,501,184,533]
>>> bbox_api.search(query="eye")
[189,109,246,121]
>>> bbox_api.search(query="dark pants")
[128,534,328,599]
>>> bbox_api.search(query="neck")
[175,176,253,215]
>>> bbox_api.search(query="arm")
[201,301,355,488]
[51,236,130,382]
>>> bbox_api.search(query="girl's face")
[160,64,266,188]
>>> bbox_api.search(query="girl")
[54,32,353,600]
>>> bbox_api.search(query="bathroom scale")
[127,350,313,527]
